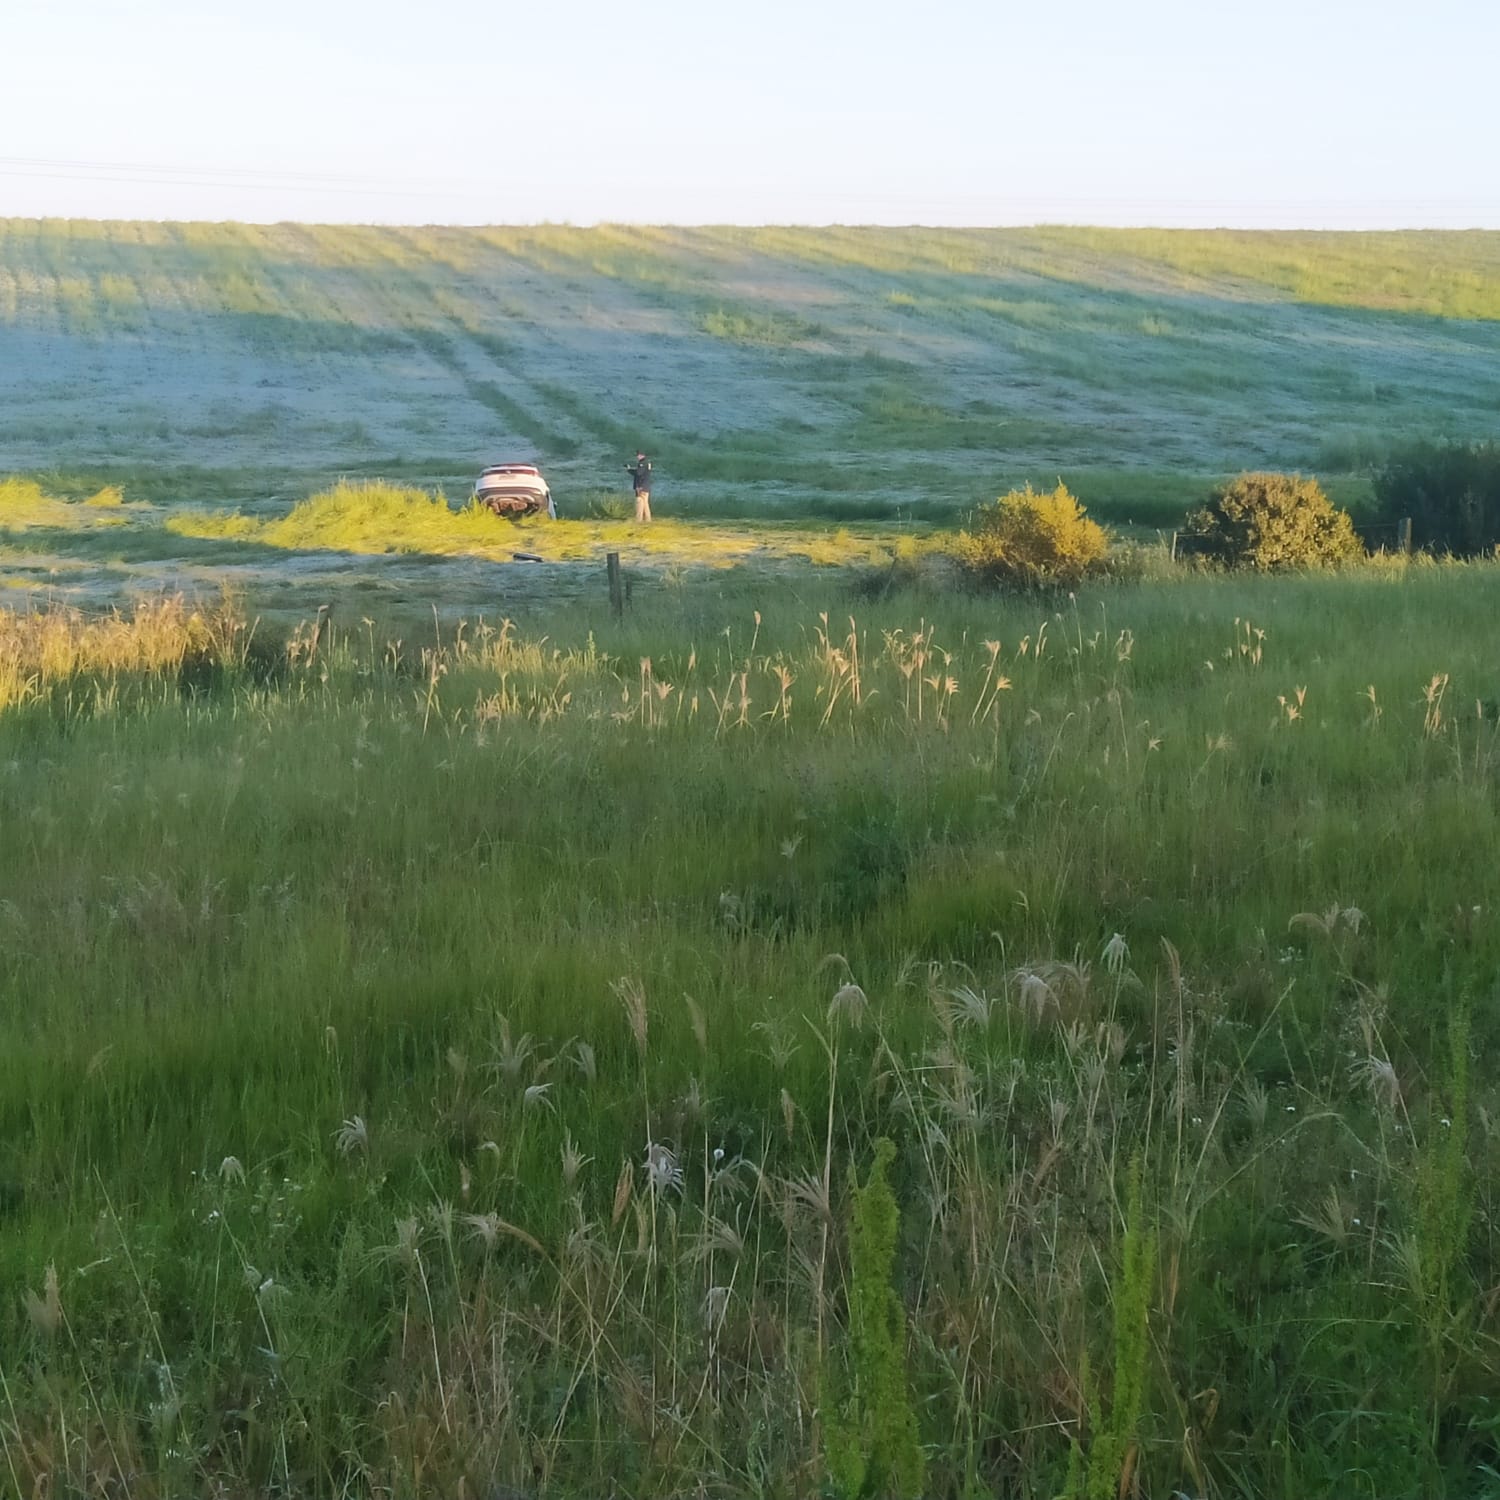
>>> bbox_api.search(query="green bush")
[1375,441,1500,555]
[1187,472,1363,570]
[958,482,1108,588]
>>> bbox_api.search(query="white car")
[474,463,556,518]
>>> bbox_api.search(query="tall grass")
[165,479,910,568]
[4,564,1500,1495]
[0,476,133,531]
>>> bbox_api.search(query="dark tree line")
[1376,441,1500,555]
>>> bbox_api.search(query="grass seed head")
[24,1263,61,1338]
[491,1017,537,1081]
[828,982,869,1027]
[1102,932,1129,974]
[388,1216,422,1267]
[334,1115,368,1158]
[783,1171,833,1227]
[702,1284,731,1332]
[612,976,649,1058]
[1016,970,1056,1023]
[1239,1077,1270,1131]
[645,1141,683,1196]
[1351,1053,1402,1111]
[684,994,709,1053]
[611,1157,634,1226]
[464,1212,501,1251]
[561,1134,590,1187]
[570,1039,598,1084]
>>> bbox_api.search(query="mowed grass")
[4,563,1500,1497]
[2,221,1498,514]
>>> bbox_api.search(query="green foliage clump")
[1375,440,1500,555]
[823,1138,925,1499]
[696,305,821,346]
[1083,1159,1156,1500]
[958,482,1109,588]
[1187,471,1363,570]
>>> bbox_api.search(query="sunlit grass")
[0,476,133,531]
[1032,226,1500,320]
[165,479,912,568]
[4,564,1500,1495]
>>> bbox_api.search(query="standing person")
[625,450,653,523]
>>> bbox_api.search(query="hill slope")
[2,222,1498,521]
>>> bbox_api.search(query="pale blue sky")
[3,0,1496,226]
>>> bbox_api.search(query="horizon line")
[5,215,1500,234]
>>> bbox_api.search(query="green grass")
[5,562,1500,1496]
[2,221,1498,521]
[694,305,824,346]
[5,219,1500,1493]
[1030,226,1500,321]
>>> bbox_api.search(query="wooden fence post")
[606,552,623,618]
[1170,531,1179,564]
[1398,517,1413,555]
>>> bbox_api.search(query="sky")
[3,0,1497,227]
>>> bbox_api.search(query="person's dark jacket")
[626,458,652,494]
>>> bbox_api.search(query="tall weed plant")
[823,1138,925,1499]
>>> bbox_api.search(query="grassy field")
[5,559,1500,1498]
[3,222,1500,540]
[6,223,1500,1497]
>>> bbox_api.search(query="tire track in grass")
[457,228,867,479]
[405,326,583,460]
[294,226,591,462]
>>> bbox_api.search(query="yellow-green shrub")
[1188,472,1363,570]
[959,482,1108,588]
